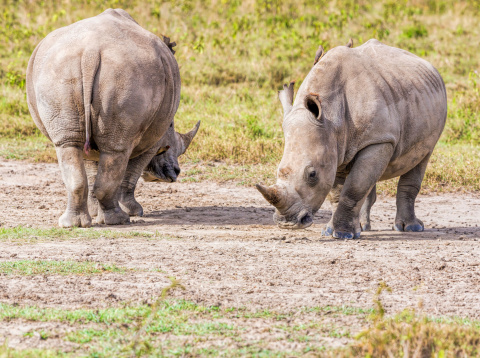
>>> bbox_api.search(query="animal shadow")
[139,206,331,226]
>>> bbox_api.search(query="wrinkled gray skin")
[85,120,200,218]
[257,39,447,239]
[26,9,192,227]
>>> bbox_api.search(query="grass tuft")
[0,226,156,241]
[0,260,127,275]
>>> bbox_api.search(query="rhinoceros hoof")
[360,222,372,231]
[394,219,424,232]
[87,201,98,217]
[119,200,144,217]
[321,226,334,236]
[333,230,361,240]
[59,210,92,228]
[97,208,130,225]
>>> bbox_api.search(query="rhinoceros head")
[142,120,201,183]
[256,82,337,229]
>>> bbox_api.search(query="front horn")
[255,183,284,207]
[179,120,201,154]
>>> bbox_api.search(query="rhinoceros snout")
[273,209,313,230]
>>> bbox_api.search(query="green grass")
[0,0,479,192]
[0,299,363,357]
[0,226,158,241]
[0,260,127,275]
[0,136,55,162]
[1,298,480,357]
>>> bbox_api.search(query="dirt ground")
[0,160,479,319]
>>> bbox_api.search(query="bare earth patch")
[0,160,479,321]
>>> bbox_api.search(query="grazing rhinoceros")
[85,119,200,218]
[256,39,447,239]
[26,8,197,227]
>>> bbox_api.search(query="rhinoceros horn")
[346,38,353,48]
[255,183,285,207]
[179,120,201,154]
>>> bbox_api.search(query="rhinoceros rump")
[257,39,447,239]
[26,8,195,227]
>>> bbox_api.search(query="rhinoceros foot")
[333,230,361,240]
[59,210,92,228]
[393,218,424,232]
[360,222,372,231]
[87,195,98,217]
[119,199,144,217]
[322,225,362,239]
[321,226,333,236]
[96,207,130,225]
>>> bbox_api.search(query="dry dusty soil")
[0,160,479,351]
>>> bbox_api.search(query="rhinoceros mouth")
[273,209,313,230]
[141,171,176,183]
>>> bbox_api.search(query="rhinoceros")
[256,39,447,239]
[85,119,200,218]
[26,8,198,227]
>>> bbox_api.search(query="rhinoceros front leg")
[359,184,376,231]
[332,143,393,239]
[55,146,91,228]
[84,160,99,217]
[94,152,130,225]
[119,147,158,217]
[394,153,431,232]
[322,176,344,236]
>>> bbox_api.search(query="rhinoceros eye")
[304,165,318,187]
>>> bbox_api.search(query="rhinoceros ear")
[163,36,176,55]
[156,146,170,156]
[278,81,295,119]
[346,38,353,48]
[304,93,322,121]
[313,45,324,66]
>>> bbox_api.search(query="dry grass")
[333,283,480,358]
[345,310,480,357]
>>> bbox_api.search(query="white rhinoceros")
[27,9,198,227]
[257,39,447,239]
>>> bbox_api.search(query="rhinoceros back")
[296,39,447,164]
[26,9,180,157]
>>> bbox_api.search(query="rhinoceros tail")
[81,50,100,155]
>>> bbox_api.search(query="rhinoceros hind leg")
[333,143,393,239]
[394,154,431,232]
[84,160,99,217]
[56,146,92,228]
[118,147,160,217]
[94,152,130,225]
[359,184,377,231]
